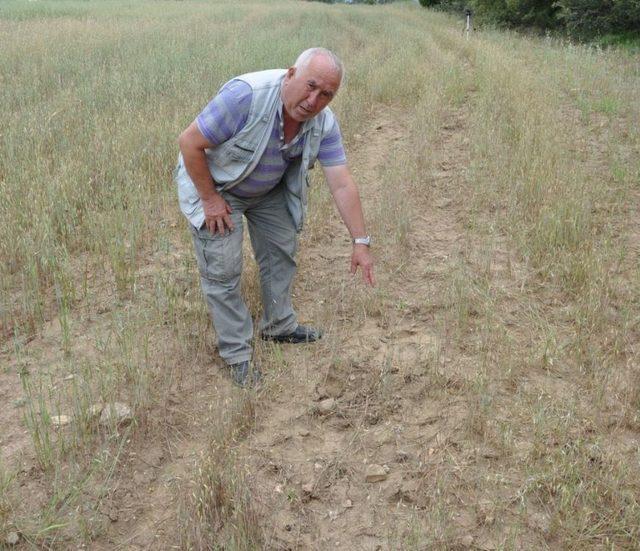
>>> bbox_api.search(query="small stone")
[348,374,356,382]
[342,499,353,508]
[354,133,362,140]
[5,531,20,546]
[460,534,474,547]
[316,398,336,415]
[365,464,388,483]
[99,402,133,427]
[298,428,310,437]
[51,414,71,428]
[328,510,339,521]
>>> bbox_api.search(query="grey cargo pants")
[190,183,298,365]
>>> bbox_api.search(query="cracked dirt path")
[226,102,480,550]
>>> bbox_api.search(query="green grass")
[598,30,640,51]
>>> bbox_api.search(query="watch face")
[355,236,371,246]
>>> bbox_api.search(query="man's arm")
[178,122,234,235]
[322,164,375,287]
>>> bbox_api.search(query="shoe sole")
[261,334,321,344]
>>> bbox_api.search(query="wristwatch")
[353,235,371,247]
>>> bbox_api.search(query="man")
[175,47,374,387]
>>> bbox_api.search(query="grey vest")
[174,69,336,232]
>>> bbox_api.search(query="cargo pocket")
[192,225,243,283]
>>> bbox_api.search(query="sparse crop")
[1,1,638,548]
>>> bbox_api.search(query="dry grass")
[1,1,639,549]
[179,394,262,550]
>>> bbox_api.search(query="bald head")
[294,48,343,81]
[281,48,342,123]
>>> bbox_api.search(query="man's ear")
[286,66,296,79]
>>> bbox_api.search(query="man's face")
[281,55,341,123]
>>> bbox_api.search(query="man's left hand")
[350,245,375,287]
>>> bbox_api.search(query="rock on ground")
[316,398,336,415]
[365,464,389,483]
[51,415,71,428]
[99,403,133,427]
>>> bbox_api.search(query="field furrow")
[2,1,639,549]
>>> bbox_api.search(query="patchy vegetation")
[1,1,639,548]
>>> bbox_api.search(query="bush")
[555,0,640,37]
[419,0,640,40]
[469,0,560,29]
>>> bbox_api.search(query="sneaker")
[261,324,323,344]
[228,360,262,388]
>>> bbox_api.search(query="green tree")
[470,0,560,28]
[555,0,640,37]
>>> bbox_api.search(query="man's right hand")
[203,193,234,236]
[178,121,234,236]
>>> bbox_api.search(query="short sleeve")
[317,119,347,167]
[195,79,252,146]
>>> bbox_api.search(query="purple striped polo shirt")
[196,79,347,197]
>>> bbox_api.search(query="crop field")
[1,0,639,548]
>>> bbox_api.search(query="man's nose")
[307,89,321,108]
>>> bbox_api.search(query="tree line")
[419,0,640,41]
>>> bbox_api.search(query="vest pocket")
[229,141,256,162]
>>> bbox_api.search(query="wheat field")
[1,0,639,548]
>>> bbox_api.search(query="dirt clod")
[5,532,20,546]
